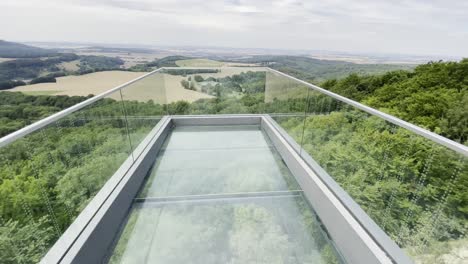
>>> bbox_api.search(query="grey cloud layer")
[1,0,467,56]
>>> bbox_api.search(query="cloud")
[0,0,467,56]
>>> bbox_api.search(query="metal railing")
[0,66,466,264]
[2,67,466,156]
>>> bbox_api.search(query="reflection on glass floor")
[140,125,300,197]
[108,125,344,264]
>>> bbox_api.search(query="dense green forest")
[0,93,90,137]
[78,55,124,72]
[0,59,467,263]
[321,59,468,143]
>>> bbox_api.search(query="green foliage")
[0,96,160,262]
[0,80,26,90]
[164,69,219,76]
[0,216,56,263]
[0,60,467,263]
[29,75,57,84]
[180,79,188,89]
[0,53,78,83]
[196,71,265,98]
[276,108,468,260]
[0,51,124,87]
[0,92,90,137]
[180,79,193,90]
[322,59,468,143]
[78,55,124,72]
[194,75,204,82]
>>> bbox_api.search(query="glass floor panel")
[139,125,300,197]
[108,125,344,264]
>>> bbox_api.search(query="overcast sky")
[1,0,467,56]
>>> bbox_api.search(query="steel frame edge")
[40,116,171,264]
[263,115,414,264]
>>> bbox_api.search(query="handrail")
[0,68,163,148]
[267,67,468,157]
[1,66,466,157]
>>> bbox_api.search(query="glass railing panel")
[109,194,344,264]
[293,84,468,262]
[0,89,133,262]
[160,68,267,115]
[119,72,166,157]
[384,137,467,262]
[138,125,300,198]
[265,70,309,147]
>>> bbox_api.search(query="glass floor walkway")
[107,125,344,264]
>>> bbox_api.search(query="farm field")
[9,69,237,103]
[11,71,146,97]
[163,74,214,102]
[162,67,267,100]
[114,67,266,104]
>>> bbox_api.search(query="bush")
[30,76,57,84]
[194,75,204,82]
[0,80,26,90]
[181,80,190,89]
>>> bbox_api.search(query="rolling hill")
[229,55,415,83]
[0,40,58,58]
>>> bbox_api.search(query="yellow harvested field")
[11,71,146,97]
[155,67,266,103]
[117,72,214,104]
[10,68,266,103]
[10,70,218,103]
[113,67,265,104]
[163,74,214,103]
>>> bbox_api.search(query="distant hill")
[230,55,415,83]
[0,40,58,58]
[86,46,157,54]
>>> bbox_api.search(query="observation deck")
[0,67,467,264]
